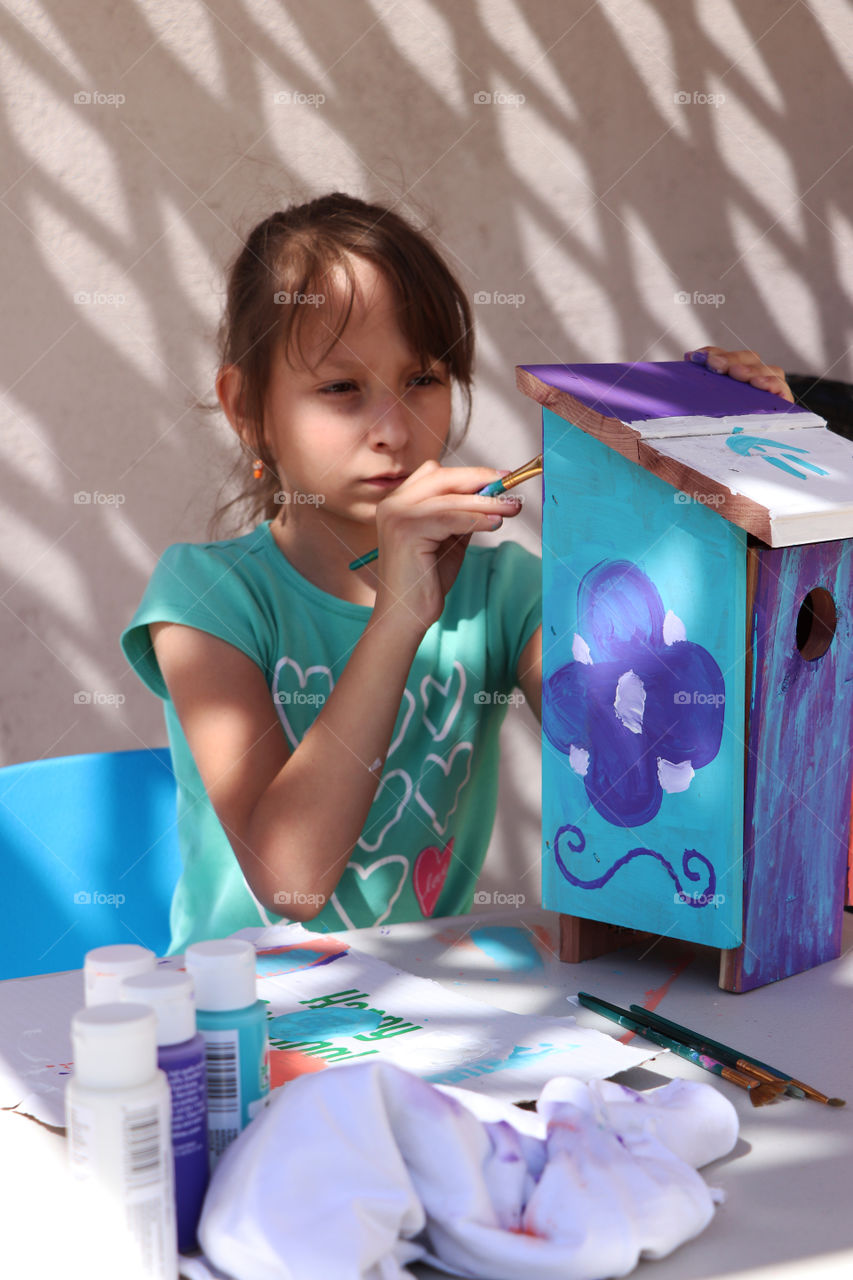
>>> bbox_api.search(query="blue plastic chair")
[0,748,181,979]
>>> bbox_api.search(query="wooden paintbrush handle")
[737,1059,832,1103]
[735,1059,782,1085]
[720,1064,764,1091]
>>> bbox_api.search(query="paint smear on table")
[532,923,558,957]
[255,938,349,977]
[618,949,696,1044]
[469,926,544,970]
[436,928,477,948]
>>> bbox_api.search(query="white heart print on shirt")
[272,657,334,750]
[420,661,465,742]
[357,770,413,852]
[329,855,409,929]
[415,742,473,835]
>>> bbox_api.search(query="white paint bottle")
[66,1002,177,1279]
[84,943,156,1005]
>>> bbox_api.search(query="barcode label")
[204,1035,240,1113]
[123,1104,163,1190]
[201,1028,242,1167]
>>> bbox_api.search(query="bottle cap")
[71,1003,158,1090]
[184,939,258,1012]
[84,944,157,1006]
[120,969,197,1046]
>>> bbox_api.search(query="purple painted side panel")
[520,361,812,423]
[735,540,853,991]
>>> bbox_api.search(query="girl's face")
[262,256,453,531]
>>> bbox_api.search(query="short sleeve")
[488,540,542,689]
[121,541,269,700]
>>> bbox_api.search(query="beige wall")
[2,0,851,900]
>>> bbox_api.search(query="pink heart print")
[413,839,454,917]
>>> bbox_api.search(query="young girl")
[122,192,793,953]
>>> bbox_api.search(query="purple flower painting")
[544,560,726,828]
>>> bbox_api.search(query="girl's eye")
[320,381,358,395]
[409,372,442,387]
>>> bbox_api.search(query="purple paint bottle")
[121,969,209,1254]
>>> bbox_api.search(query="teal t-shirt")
[121,522,541,952]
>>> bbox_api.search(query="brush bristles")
[747,1081,786,1107]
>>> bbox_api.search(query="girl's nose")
[366,393,409,449]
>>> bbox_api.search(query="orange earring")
[252,458,264,480]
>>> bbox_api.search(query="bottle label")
[200,1028,242,1162]
[166,1057,208,1158]
[67,1094,176,1280]
[123,1101,165,1192]
[123,1100,175,1278]
[68,1100,95,1177]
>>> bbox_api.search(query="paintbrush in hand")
[349,455,543,570]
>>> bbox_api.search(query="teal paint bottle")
[184,939,270,1169]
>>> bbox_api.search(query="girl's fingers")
[377,501,517,557]
[684,346,794,403]
[402,459,518,497]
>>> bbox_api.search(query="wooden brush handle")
[735,1059,782,1085]
[721,1064,764,1090]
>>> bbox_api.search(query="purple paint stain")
[544,560,725,827]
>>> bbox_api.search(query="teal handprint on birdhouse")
[726,427,829,480]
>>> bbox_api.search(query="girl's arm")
[151,609,424,921]
[151,463,520,921]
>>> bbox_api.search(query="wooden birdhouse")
[517,360,853,992]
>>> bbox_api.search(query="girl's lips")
[361,474,409,487]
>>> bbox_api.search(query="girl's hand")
[685,346,794,403]
[371,460,522,635]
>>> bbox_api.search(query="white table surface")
[2,906,852,1279]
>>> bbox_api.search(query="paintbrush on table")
[349,454,543,571]
[577,992,785,1107]
[629,1004,845,1107]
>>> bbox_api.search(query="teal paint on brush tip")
[469,926,543,970]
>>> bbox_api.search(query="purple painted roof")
[520,361,810,421]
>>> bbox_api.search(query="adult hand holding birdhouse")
[685,346,793,402]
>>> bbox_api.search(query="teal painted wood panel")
[730,541,853,990]
[541,407,746,948]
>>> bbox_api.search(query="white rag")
[188,1061,738,1280]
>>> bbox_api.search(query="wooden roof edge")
[637,440,774,544]
[515,365,641,463]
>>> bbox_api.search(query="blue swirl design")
[553,823,716,907]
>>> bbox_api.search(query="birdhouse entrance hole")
[795,587,836,661]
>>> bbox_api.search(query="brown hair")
[211,193,475,533]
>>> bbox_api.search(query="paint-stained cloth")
[181,1059,737,1280]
